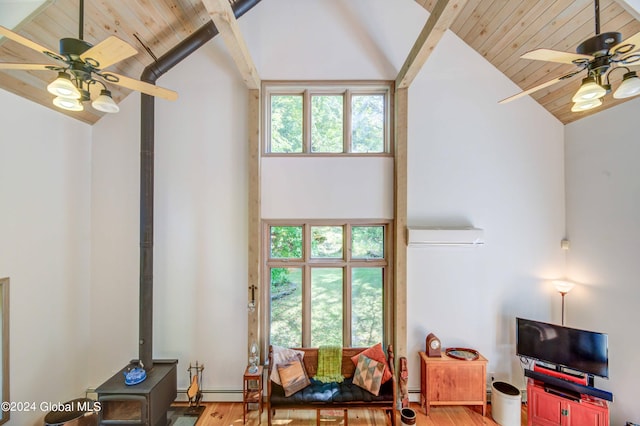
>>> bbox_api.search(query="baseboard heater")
[407,227,484,246]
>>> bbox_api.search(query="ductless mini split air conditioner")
[407,227,485,246]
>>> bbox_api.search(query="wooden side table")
[419,350,488,416]
[243,365,263,424]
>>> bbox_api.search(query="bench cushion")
[333,378,394,403]
[271,379,336,405]
[270,377,393,406]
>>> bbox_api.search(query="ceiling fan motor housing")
[59,37,97,82]
[576,32,622,56]
[59,37,93,60]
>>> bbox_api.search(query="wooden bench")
[267,345,397,426]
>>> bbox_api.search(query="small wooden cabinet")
[243,365,263,424]
[527,379,609,426]
[419,351,487,416]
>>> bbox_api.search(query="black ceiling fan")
[0,0,177,113]
[500,0,640,112]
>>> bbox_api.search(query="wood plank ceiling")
[418,0,640,124]
[1,0,639,125]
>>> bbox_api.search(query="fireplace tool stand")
[187,361,204,410]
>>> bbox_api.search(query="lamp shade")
[91,89,119,113]
[553,280,575,294]
[613,71,640,99]
[53,96,83,111]
[571,98,602,112]
[572,77,607,102]
[47,72,81,99]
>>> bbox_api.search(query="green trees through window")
[268,223,388,348]
[271,96,303,153]
[267,83,389,154]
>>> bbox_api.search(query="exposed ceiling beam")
[396,0,467,89]
[202,0,261,90]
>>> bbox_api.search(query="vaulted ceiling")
[1,0,639,125]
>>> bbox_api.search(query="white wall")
[88,92,141,385]
[262,157,394,219]
[405,26,567,393]
[565,96,640,425]
[0,89,91,425]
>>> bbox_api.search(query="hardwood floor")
[189,402,528,425]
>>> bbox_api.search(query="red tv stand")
[527,379,609,426]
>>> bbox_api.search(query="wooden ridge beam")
[396,0,467,89]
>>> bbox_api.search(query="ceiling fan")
[500,0,640,112]
[0,0,177,113]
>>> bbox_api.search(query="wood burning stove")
[95,360,177,426]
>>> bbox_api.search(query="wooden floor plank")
[187,401,528,425]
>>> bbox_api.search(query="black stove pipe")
[138,0,262,370]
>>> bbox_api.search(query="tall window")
[266,222,390,348]
[264,82,392,155]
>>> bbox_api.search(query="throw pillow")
[350,343,392,383]
[270,345,305,385]
[352,354,386,396]
[277,354,311,397]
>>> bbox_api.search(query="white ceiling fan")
[0,0,177,113]
[500,0,640,112]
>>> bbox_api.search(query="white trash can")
[491,381,521,426]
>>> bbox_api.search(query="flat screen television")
[516,317,609,378]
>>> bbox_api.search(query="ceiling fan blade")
[0,25,57,57]
[499,71,581,104]
[0,63,53,71]
[105,72,178,101]
[619,52,640,65]
[521,48,592,65]
[611,30,640,56]
[80,36,138,70]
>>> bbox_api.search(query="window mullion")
[303,90,311,153]
[344,224,352,346]
[344,90,351,153]
[302,224,311,347]
[343,266,351,347]
[302,264,311,347]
